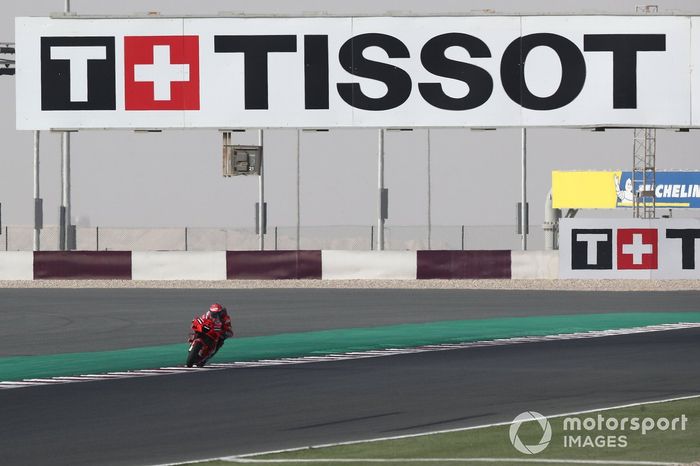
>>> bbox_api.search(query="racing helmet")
[207,303,226,320]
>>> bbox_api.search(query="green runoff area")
[186,396,700,466]
[1,312,699,382]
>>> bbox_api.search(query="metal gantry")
[632,128,657,219]
[631,5,659,220]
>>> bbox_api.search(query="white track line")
[150,393,700,466]
[229,394,700,459]
[2,322,699,391]
[223,459,682,465]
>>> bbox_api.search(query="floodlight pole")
[60,132,71,251]
[258,129,265,251]
[427,129,432,250]
[296,129,301,251]
[60,0,72,251]
[33,131,40,251]
[521,127,528,251]
[377,129,385,251]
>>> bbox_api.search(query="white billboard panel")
[559,218,700,279]
[14,16,700,130]
[691,17,700,127]
[521,16,690,127]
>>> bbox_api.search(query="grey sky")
[2,0,700,231]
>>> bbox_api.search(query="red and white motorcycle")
[186,316,223,367]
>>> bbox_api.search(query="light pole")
[33,132,40,251]
[60,0,72,251]
[427,129,432,250]
[258,129,264,251]
[377,129,385,251]
[521,128,528,251]
[296,129,301,251]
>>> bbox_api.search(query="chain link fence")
[0,225,545,251]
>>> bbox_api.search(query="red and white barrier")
[0,252,33,280]
[511,251,559,279]
[0,249,561,280]
[131,251,226,280]
[322,250,417,280]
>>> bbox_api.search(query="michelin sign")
[552,171,700,209]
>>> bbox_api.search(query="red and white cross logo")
[617,228,658,270]
[124,36,200,110]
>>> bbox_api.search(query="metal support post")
[61,0,72,251]
[427,129,432,250]
[258,129,265,251]
[296,129,301,251]
[378,129,385,251]
[33,131,40,251]
[521,128,528,251]
[59,132,70,250]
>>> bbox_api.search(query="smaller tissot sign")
[561,219,700,279]
[571,228,659,270]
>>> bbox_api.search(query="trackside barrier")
[131,251,226,280]
[0,251,33,280]
[511,251,559,279]
[227,251,322,279]
[34,251,132,280]
[0,250,560,280]
[417,250,511,279]
[322,250,417,280]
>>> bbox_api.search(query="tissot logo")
[617,229,658,270]
[40,35,200,112]
[568,226,700,272]
[666,228,700,269]
[571,229,613,270]
[572,228,660,270]
[40,36,116,110]
[124,36,200,110]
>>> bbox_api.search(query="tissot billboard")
[560,219,700,279]
[14,16,700,129]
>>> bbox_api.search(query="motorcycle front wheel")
[186,342,203,367]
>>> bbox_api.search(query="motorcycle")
[186,316,223,367]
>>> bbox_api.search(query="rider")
[203,303,233,353]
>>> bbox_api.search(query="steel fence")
[0,225,546,251]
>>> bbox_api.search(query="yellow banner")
[552,171,622,209]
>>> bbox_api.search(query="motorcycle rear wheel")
[186,342,203,367]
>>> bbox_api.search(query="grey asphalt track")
[0,289,698,355]
[0,328,698,466]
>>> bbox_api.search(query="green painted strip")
[1,312,699,382]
